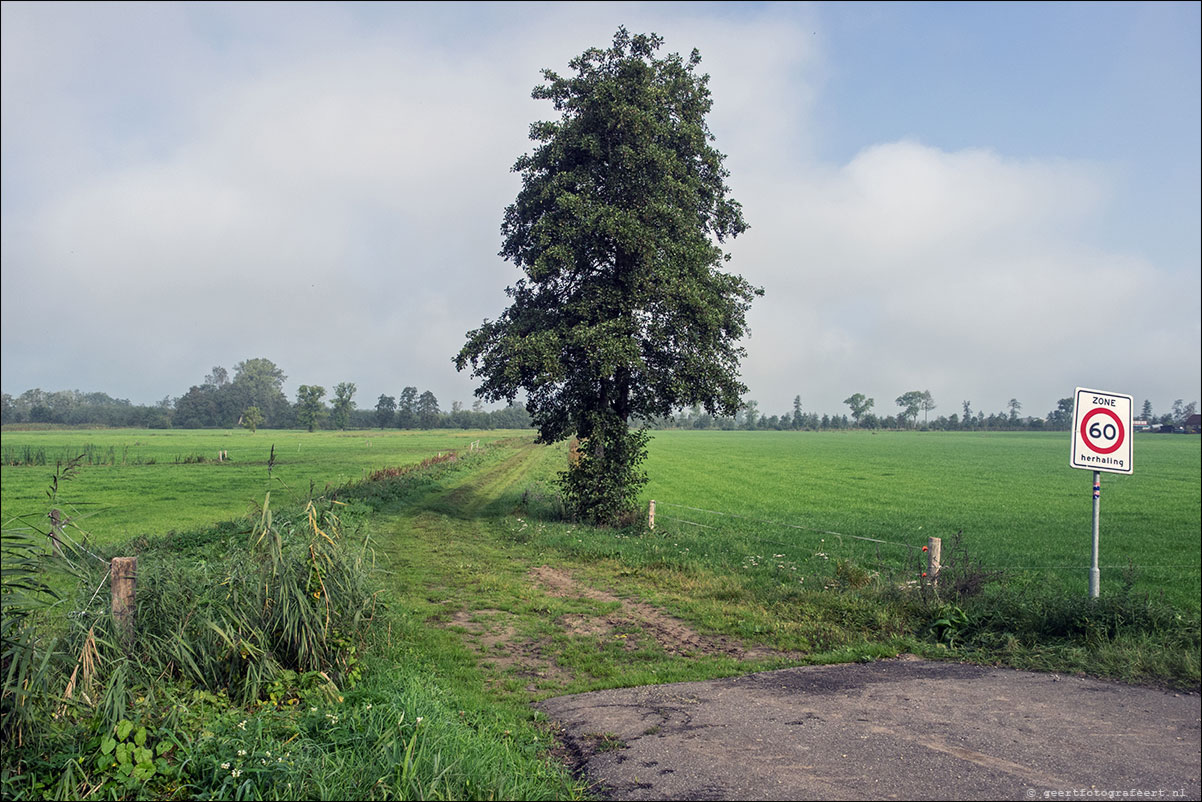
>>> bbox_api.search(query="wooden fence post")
[111,557,137,648]
[649,500,656,530]
[927,536,941,585]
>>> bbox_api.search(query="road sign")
[1070,387,1133,474]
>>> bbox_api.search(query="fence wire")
[654,501,1201,576]
[656,501,920,552]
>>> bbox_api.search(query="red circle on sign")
[1080,408,1125,454]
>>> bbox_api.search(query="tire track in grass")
[377,439,799,695]
[418,438,550,519]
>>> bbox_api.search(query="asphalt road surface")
[537,656,1201,801]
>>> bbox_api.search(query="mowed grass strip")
[0,428,524,546]
[639,430,1201,611]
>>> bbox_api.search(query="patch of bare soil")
[447,608,573,689]
[442,566,803,693]
[527,565,800,662]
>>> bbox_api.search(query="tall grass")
[0,446,585,801]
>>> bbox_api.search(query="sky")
[2,1,1199,421]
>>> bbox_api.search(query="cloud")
[734,139,1198,416]
[2,3,1197,418]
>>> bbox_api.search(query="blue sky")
[2,1,1199,420]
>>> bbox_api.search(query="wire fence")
[651,500,1202,590]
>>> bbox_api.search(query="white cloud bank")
[2,3,1197,419]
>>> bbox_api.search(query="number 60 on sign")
[1070,388,1134,474]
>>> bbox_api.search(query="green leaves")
[457,27,759,523]
[94,720,171,789]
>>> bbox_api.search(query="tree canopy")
[456,28,759,523]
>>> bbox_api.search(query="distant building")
[1185,414,1202,434]
[1134,419,1152,431]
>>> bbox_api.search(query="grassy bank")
[1,445,587,800]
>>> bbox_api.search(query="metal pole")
[1089,471,1101,599]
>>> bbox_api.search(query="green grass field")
[0,428,524,545]
[3,427,1198,609]
[639,430,1201,611]
[3,427,1197,800]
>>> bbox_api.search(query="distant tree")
[397,386,418,428]
[455,28,757,524]
[1171,399,1185,423]
[1140,399,1153,420]
[791,396,804,429]
[1008,398,1023,422]
[375,394,396,428]
[295,385,327,432]
[1046,397,1074,431]
[174,385,220,428]
[919,390,936,426]
[416,390,440,429]
[205,366,230,388]
[331,382,357,430]
[232,358,289,427]
[895,391,924,428]
[241,405,264,433]
[743,400,759,430]
[961,400,973,429]
[844,393,874,427]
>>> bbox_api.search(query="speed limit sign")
[1070,387,1133,474]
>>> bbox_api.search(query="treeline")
[1,357,531,431]
[4,367,1195,434]
[649,393,1199,433]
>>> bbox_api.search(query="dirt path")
[529,565,800,663]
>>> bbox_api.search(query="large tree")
[456,28,759,524]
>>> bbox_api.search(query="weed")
[587,731,627,752]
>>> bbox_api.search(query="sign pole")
[1090,471,1101,599]
[1070,388,1133,600]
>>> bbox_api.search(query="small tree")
[295,385,327,432]
[895,391,924,428]
[375,394,397,428]
[241,406,264,434]
[416,390,440,429]
[743,400,760,430]
[397,386,418,429]
[919,390,936,426]
[844,393,874,427]
[456,28,758,524]
[331,382,357,430]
